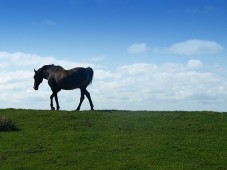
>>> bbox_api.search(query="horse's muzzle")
[33,86,38,90]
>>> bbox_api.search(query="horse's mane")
[39,64,64,72]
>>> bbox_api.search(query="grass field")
[0,109,226,169]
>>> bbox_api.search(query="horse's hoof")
[51,107,55,110]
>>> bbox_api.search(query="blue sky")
[0,0,227,111]
[1,0,226,62]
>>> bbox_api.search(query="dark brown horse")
[33,64,94,110]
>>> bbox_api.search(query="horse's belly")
[61,84,80,90]
[58,77,86,90]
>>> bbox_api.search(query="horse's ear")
[34,69,37,73]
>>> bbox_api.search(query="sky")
[0,0,227,111]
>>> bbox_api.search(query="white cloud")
[187,59,203,69]
[0,51,95,69]
[0,51,227,111]
[127,39,222,56]
[168,39,223,55]
[92,62,227,111]
[127,43,149,54]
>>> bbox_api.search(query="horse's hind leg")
[76,89,85,111]
[84,89,94,110]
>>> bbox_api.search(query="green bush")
[0,116,18,132]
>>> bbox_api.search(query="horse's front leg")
[54,92,60,110]
[50,93,55,110]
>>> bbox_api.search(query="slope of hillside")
[0,109,226,169]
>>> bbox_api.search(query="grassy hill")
[0,109,226,169]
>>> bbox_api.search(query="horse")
[33,64,94,111]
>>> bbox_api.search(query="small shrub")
[0,116,18,132]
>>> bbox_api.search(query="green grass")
[0,109,226,169]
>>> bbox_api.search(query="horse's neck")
[42,69,52,79]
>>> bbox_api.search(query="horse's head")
[33,69,43,90]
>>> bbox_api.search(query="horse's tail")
[86,67,94,86]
